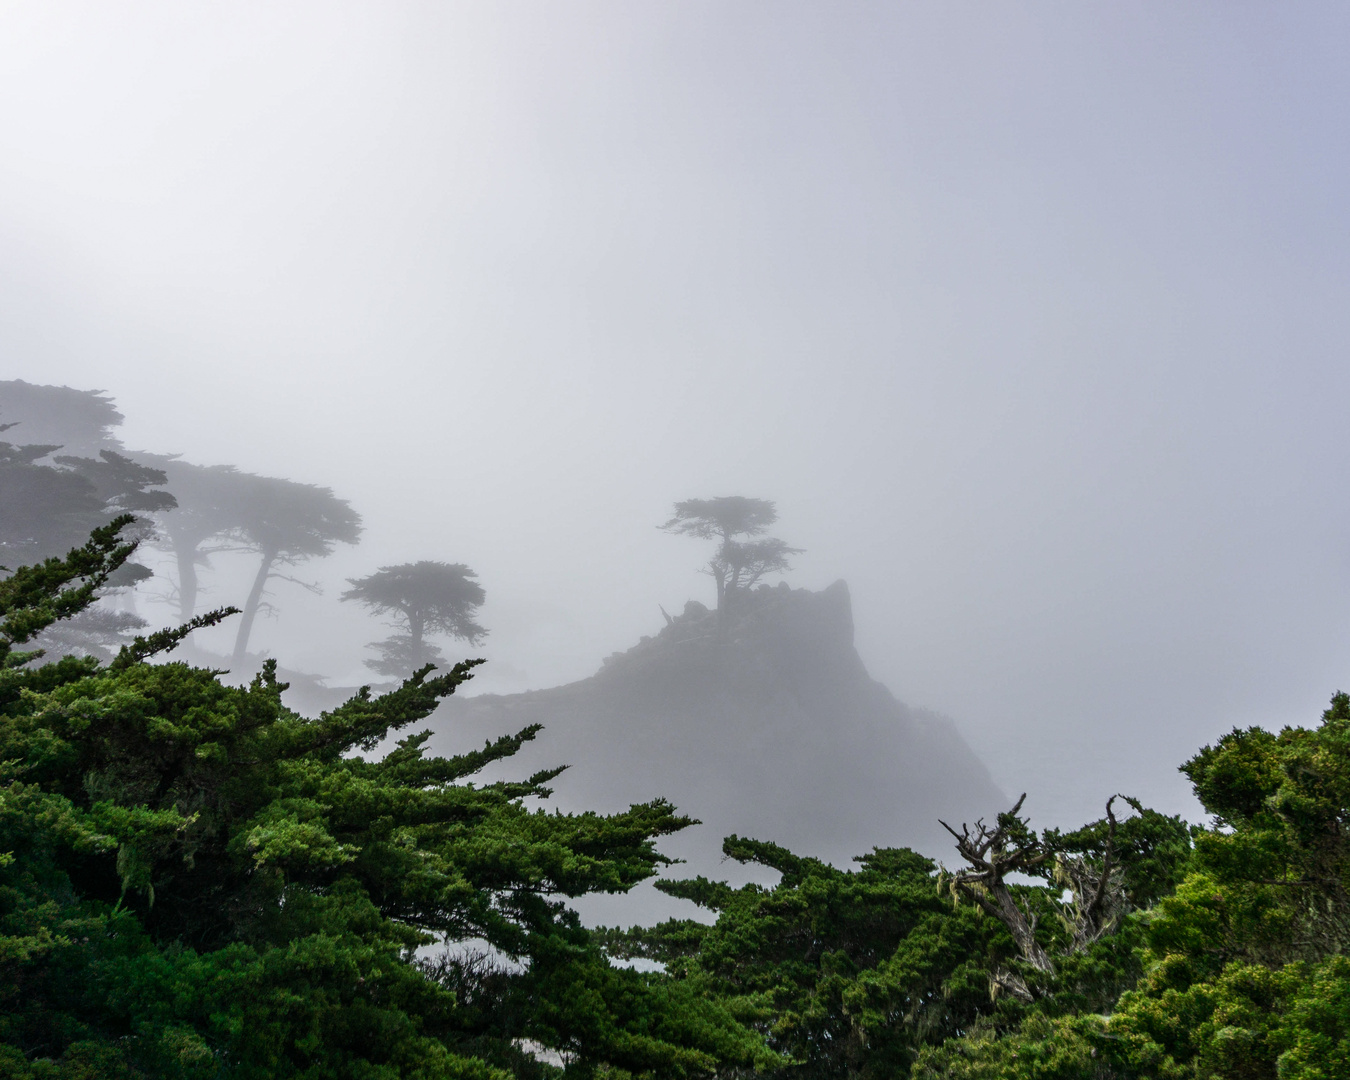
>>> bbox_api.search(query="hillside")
[427,580,1005,905]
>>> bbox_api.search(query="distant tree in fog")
[223,475,362,667]
[660,496,801,610]
[722,535,800,594]
[0,384,173,567]
[341,561,486,677]
[0,435,105,564]
[143,458,258,623]
[142,459,362,668]
[0,384,174,659]
[147,457,364,665]
[0,379,124,458]
[1,383,364,671]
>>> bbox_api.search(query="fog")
[4,3,1350,833]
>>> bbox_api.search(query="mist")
[4,3,1350,836]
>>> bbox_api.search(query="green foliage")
[605,799,1194,1077]
[10,494,1350,1078]
[915,692,1350,1079]
[603,837,1018,1078]
[1178,695,1350,966]
[1077,956,1350,1080]
[1059,692,1350,1078]
[0,526,764,1078]
[910,1013,1121,1080]
[0,516,140,664]
[1043,795,1195,911]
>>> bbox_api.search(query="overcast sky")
[4,3,1350,828]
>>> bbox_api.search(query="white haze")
[3,3,1350,833]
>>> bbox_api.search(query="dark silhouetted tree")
[660,496,801,610]
[0,402,172,568]
[341,561,486,677]
[0,379,124,458]
[0,435,104,565]
[224,473,362,666]
[139,458,360,667]
[0,386,174,659]
[55,450,177,527]
[142,457,258,623]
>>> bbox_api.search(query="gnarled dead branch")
[940,793,1129,1001]
[940,793,1054,977]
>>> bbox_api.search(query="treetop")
[660,496,778,540]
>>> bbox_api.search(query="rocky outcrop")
[428,581,1005,882]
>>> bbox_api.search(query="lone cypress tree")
[341,560,486,677]
[660,496,801,611]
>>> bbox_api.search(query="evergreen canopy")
[0,523,770,1079]
[603,697,1350,1080]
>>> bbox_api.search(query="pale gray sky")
[4,3,1350,828]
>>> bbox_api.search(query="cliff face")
[429,581,1005,878]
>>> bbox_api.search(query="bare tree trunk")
[987,887,1055,973]
[232,547,276,668]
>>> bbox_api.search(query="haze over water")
[4,4,1350,832]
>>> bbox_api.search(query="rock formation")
[427,580,1005,901]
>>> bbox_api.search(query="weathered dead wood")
[940,794,1128,1001]
[1053,795,1128,951]
[940,793,1055,977]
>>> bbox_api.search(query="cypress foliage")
[0,524,767,1078]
